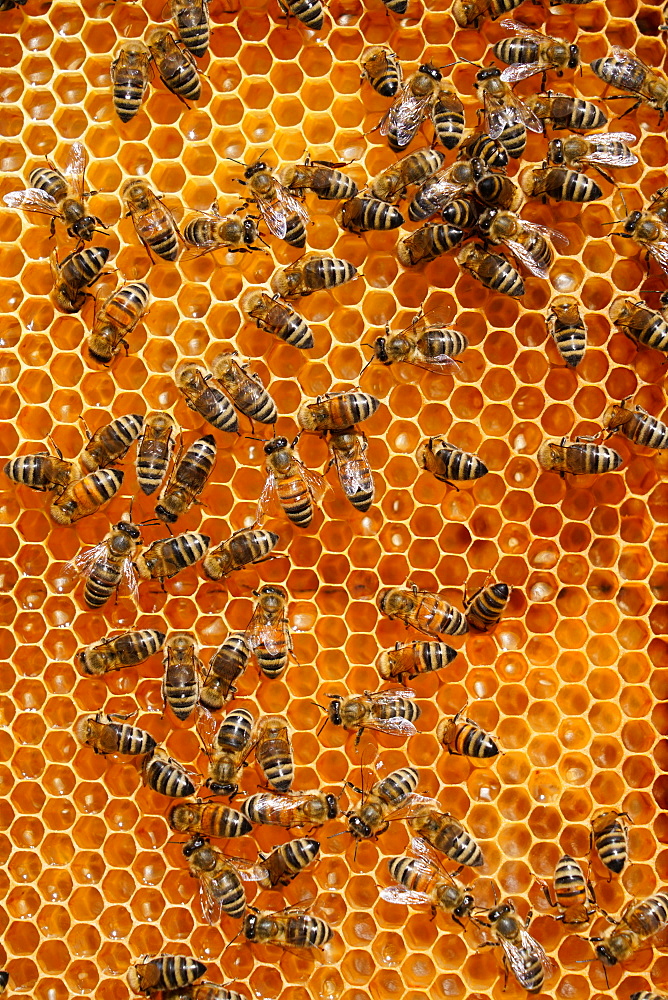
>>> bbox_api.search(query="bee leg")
[443,479,461,492]
[605,96,641,120]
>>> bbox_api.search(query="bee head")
[264,437,288,455]
[244,912,258,939]
[246,161,268,178]
[243,218,258,243]
[419,63,442,81]
[550,139,564,164]
[182,835,206,858]
[327,697,343,726]
[205,779,238,796]
[325,794,339,819]
[624,211,642,233]
[154,504,178,524]
[568,45,579,68]
[455,894,475,918]
[595,943,617,966]
[374,337,389,364]
[117,521,141,540]
[347,814,371,839]
[477,207,497,233]
[476,66,501,82]
[487,903,511,922]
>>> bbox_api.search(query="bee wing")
[409,833,446,869]
[70,542,108,579]
[256,195,288,239]
[509,92,544,133]
[245,604,282,656]
[381,89,433,146]
[121,556,140,603]
[586,134,638,167]
[370,687,417,701]
[198,877,223,925]
[229,858,270,882]
[519,926,555,975]
[299,461,330,504]
[3,187,61,218]
[610,45,642,68]
[648,241,668,275]
[519,219,569,247]
[498,18,550,38]
[500,63,544,84]
[504,237,550,279]
[363,717,418,737]
[255,469,279,523]
[64,141,88,201]
[334,450,372,498]
[277,184,310,225]
[380,885,434,906]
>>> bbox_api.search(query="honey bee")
[78,629,166,676]
[340,197,404,233]
[87,280,150,365]
[380,0,407,13]
[618,210,668,276]
[476,900,553,993]
[474,65,543,159]
[3,141,105,242]
[210,352,278,426]
[371,316,468,371]
[142,746,196,798]
[242,789,339,828]
[378,584,468,637]
[546,132,637,177]
[147,27,201,102]
[537,437,623,476]
[547,296,586,368]
[182,206,260,257]
[494,22,580,86]
[168,0,209,57]
[475,171,523,212]
[73,516,142,608]
[458,131,508,168]
[255,715,293,792]
[75,712,157,756]
[542,854,596,924]
[321,690,421,742]
[168,800,252,839]
[437,705,501,758]
[241,290,313,350]
[591,809,629,875]
[110,41,151,122]
[591,48,668,118]
[155,434,216,524]
[377,640,458,685]
[451,0,523,28]
[51,246,110,313]
[121,178,180,262]
[80,413,144,472]
[477,207,565,280]
[243,909,333,949]
[245,584,292,678]
[406,160,485,222]
[408,803,484,867]
[4,448,75,492]
[361,46,402,98]
[200,633,252,711]
[465,581,511,631]
[298,391,380,433]
[127,956,207,994]
[257,438,326,529]
[591,892,668,966]
[397,224,464,266]
[603,401,668,449]
[432,92,466,150]
[50,468,124,525]
[347,766,419,840]
[328,427,374,513]
[650,186,668,223]
[277,160,358,201]
[278,0,323,28]
[382,841,475,927]
[456,244,525,297]
[370,149,445,205]
[184,836,267,922]
[175,362,238,433]
[609,296,668,353]
[520,165,602,203]
[258,838,321,888]
[136,412,176,496]
[270,256,357,298]
[205,707,255,796]
[240,160,309,248]
[134,531,210,581]
[417,436,489,487]
[380,63,450,152]
[163,633,201,722]
[524,92,608,131]
[203,528,279,582]
[162,986,248,1000]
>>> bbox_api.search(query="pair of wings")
[381,834,464,907]
[244,597,291,657]
[196,856,268,924]
[4,141,88,220]
[496,924,555,990]
[252,178,310,241]
[497,20,578,84]
[495,219,568,279]
[560,131,638,168]
[380,84,437,149]
[333,688,420,738]
[72,542,140,604]
[481,83,543,140]
[256,457,329,526]
[330,435,374,498]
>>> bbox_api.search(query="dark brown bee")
[547,297,587,367]
[163,633,201,721]
[200,633,252,711]
[378,584,469,637]
[603,401,668,449]
[75,712,156,756]
[155,434,216,524]
[205,707,254,796]
[542,854,596,924]
[494,21,580,86]
[408,803,484,867]
[258,838,320,888]
[321,690,420,742]
[474,65,542,159]
[257,438,326,528]
[397,224,464,266]
[73,516,142,608]
[203,528,279,581]
[134,531,210,581]
[347,766,419,840]
[591,809,628,874]
[417,436,488,487]
[537,437,623,476]
[591,48,668,118]
[122,178,180,262]
[88,280,150,365]
[127,956,207,994]
[3,142,105,242]
[340,197,403,233]
[142,746,196,797]
[437,705,501,757]
[456,244,525,297]
[270,256,357,298]
[184,836,266,922]
[524,92,607,131]
[211,351,278,425]
[452,0,523,28]
[477,208,563,280]
[380,63,450,152]
[242,789,339,828]
[182,207,259,256]
[407,159,486,222]
[618,210,668,276]
[136,412,176,497]
[110,41,151,122]
[4,449,74,493]
[80,414,144,472]
[370,149,445,205]
[609,296,668,353]
[630,994,668,1000]
[377,640,458,685]
[476,901,552,993]
[245,584,292,678]
[50,468,124,525]
[241,290,313,350]
[458,131,508,168]
[243,910,333,949]
[78,629,166,676]
[383,843,475,926]
[277,161,358,201]
[169,0,209,57]
[175,362,238,433]
[168,801,252,839]
[240,160,309,247]
[51,246,109,313]
[432,92,466,150]
[372,316,468,371]
[592,892,668,966]
[465,581,511,631]
[255,715,293,792]
[546,132,637,174]
[361,46,401,98]
[147,27,201,102]
[328,428,374,512]
[521,166,601,203]
[298,391,380,432]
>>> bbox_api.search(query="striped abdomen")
[84,554,124,608]
[377,697,421,724]
[265,301,313,349]
[256,729,293,792]
[625,892,668,937]
[591,56,645,93]
[415,593,469,636]
[262,838,320,887]
[282,0,323,27]
[466,583,510,631]
[623,411,668,448]
[484,254,524,295]
[255,629,289,678]
[376,766,419,808]
[103,282,149,331]
[592,813,627,873]
[438,718,500,757]
[215,708,254,755]
[551,319,586,367]
[418,327,468,360]
[433,93,465,150]
[111,721,156,755]
[276,473,314,527]
[175,5,209,56]
[4,453,72,491]
[286,914,332,947]
[82,413,144,471]
[50,469,124,525]
[143,751,195,797]
[284,212,307,248]
[554,855,587,909]
[212,865,246,918]
[152,956,205,990]
[497,121,526,159]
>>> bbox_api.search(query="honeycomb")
[1,0,668,996]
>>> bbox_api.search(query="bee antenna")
[227,157,245,165]
[598,220,620,227]
[358,356,375,379]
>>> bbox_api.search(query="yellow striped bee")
[547,297,586,367]
[319,690,421,742]
[592,891,668,966]
[257,437,327,528]
[155,434,217,524]
[591,809,628,875]
[328,428,374,513]
[258,838,321,888]
[474,65,543,159]
[277,160,358,201]
[298,391,380,432]
[465,580,511,631]
[80,413,144,472]
[241,290,313,350]
[245,584,292,679]
[546,132,637,174]
[382,839,475,927]
[88,280,150,365]
[243,909,332,949]
[371,315,468,372]
[147,27,201,103]
[210,351,278,425]
[340,197,404,233]
[378,584,468,637]
[494,21,580,86]
[254,714,293,792]
[50,468,124,524]
[51,246,110,313]
[417,436,488,487]
[397,224,464,266]
[240,159,310,248]
[590,48,668,118]
[168,801,252,839]
[618,210,668,276]
[361,46,401,98]
[182,206,260,257]
[163,633,201,722]
[537,437,623,476]
[377,640,458,685]
[4,448,75,493]
[136,412,176,497]
[78,629,166,676]
[242,789,339,828]
[110,41,151,122]
[542,854,596,924]
[432,91,466,150]
[476,901,553,993]
[370,149,445,205]
[72,516,142,609]
[168,0,210,57]
[122,177,180,262]
[524,92,607,131]
[200,633,252,711]
[452,0,523,28]
[347,766,419,841]
[175,362,238,433]
[437,705,501,758]
[134,531,210,581]
[142,746,197,797]
[184,836,267,922]
[408,803,484,867]
[278,0,323,28]
[603,400,668,449]
[127,956,206,994]
[205,707,255,796]
[520,166,601,203]
[202,527,279,581]
[477,208,565,280]
[75,712,156,756]
[457,244,524,297]
[609,296,668,353]
[380,63,453,152]
[270,256,357,298]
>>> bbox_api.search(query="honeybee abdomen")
[486,255,524,296]
[551,168,602,202]
[276,476,314,528]
[105,282,150,329]
[378,640,459,681]
[450,829,483,866]
[624,411,668,448]
[497,121,526,159]
[282,0,324,28]
[255,633,289,677]
[631,992,668,1000]
[628,311,668,352]
[342,197,404,232]
[63,246,109,286]
[284,212,307,248]
[381,0,407,11]
[143,752,196,797]
[165,669,199,720]
[158,956,206,990]
[570,98,607,130]
[594,824,627,873]
[113,65,149,122]
[590,56,644,92]
[257,743,293,791]
[494,38,538,64]
[551,321,586,367]
[242,791,280,825]
[114,722,157,755]
[433,95,465,150]
[82,413,144,471]
[287,914,332,947]
[422,327,469,360]
[379,697,421,723]
[30,166,67,200]
[4,454,70,491]
[466,583,510,631]
[448,721,499,757]
[268,838,320,884]
[398,224,464,266]
[216,707,254,753]
[586,444,623,474]
[147,221,180,261]
[344,461,374,511]
[265,302,313,350]
[378,766,419,804]
[306,257,357,290]
[50,468,124,525]
[554,855,587,908]
[84,556,124,608]
[310,167,357,200]
[214,868,246,918]
[176,12,209,57]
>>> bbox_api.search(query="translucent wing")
[362,716,419,737]
[410,833,445,868]
[586,133,638,167]
[381,885,434,906]
[299,459,330,505]
[245,601,286,657]
[501,62,546,84]
[648,241,668,275]
[120,554,140,603]
[64,142,88,201]
[198,876,223,924]
[333,446,372,498]
[278,184,310,225]
[519,926,554,972]
[255,469,279,523]
[504,237,551,279]
[71,541,108,579]
[369,687,417,702]
[256,196,288,239]
[498,18,550,37]
[230,858,269,882]
[610,45,643,69]
[3,187,61,219]
[381,86,433,146]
